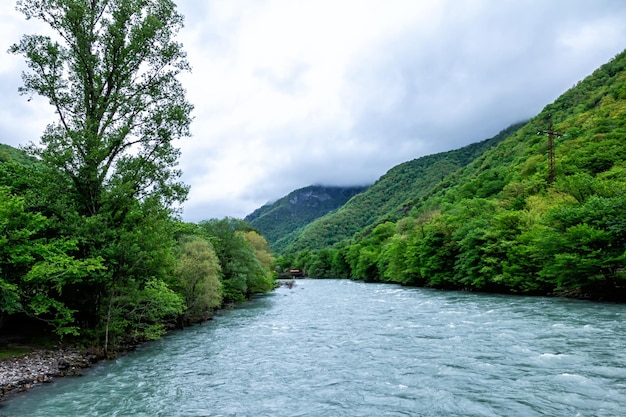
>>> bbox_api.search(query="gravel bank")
[0,349,98,400]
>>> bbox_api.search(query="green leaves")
[197,219,276,303]
[300,174,625,298]
[0,278,21,325]
[0,185,104,336]
[24,249,104,294]
[174,236,222,323]
[11,0,192,218]
[539,195,626,291]
[106,278,184,343]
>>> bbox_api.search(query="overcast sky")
[2,1,626,222]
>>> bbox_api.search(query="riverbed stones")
[0,349,95,399]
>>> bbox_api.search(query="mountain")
[245,185,368,251]
[280,122,525,254]
[0,143,37,166]
[284,49,626,300]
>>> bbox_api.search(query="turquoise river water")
[1,279,625,416]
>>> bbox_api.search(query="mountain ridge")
[245,184,368,251]
[275,122,525,253]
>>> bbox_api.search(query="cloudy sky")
[2,1,626,221]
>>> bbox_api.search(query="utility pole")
[538,114,561,184]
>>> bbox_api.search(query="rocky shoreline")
[0,349,99,401]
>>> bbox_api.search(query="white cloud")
[2,0,626,222]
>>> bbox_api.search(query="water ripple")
[2,279,625,416]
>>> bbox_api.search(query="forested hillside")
[245,185,368,252]
[281,123,524,254]
[0,143,37,166]
[285,50,626,301]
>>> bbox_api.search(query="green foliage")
[415,217,457,288]
[241,231,276,293]
[11,0,192,218]
[2,0,286,351]
[0,144,37,166]
[106,278,184,345]
[246,185,368,252]
[0,186,104,335]
[174,236,222,323]
[3,0,202,350]
[539,195,626,291]
[305,248,332,278]
[197,218,274,303]
[283,123,524,254]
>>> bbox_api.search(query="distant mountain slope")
[0,143,37,166]
[281,122,525,253]
[411,49,626,214]
[245,185,368,250]
[292,49,626,300]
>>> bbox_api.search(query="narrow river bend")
[2,279,625,416]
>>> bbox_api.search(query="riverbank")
[0,348,99,401]
[0,300,256,403]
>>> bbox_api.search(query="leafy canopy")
[10,0,193,217]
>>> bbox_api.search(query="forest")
[0,0,275,354]
[277,50,626,301]
[0,148,275,352]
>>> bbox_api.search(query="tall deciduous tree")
[10,0,193,347]
[10,0,192,217]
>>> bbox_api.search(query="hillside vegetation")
[282,50,626,300]
[0,143,37,166]
[281,123,524,254]
[245,185,368,252]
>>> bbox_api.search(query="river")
[1,279,625,416]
